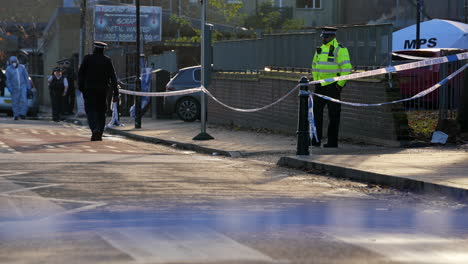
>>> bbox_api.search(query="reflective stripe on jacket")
[311,38,352,87]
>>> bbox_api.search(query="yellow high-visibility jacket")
[312,38,352,87]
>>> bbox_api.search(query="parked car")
[163,66,202,122]
[0,71,39,117]
[392,48,465,108]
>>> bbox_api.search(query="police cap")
[320,27,338,38]
[57,58,70,64]
[94,41,108,49]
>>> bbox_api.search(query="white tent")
[392,19,468,51]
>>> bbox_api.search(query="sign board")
[94,5,162,43]
[392,19,468,51]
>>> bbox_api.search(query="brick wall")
[207,72,409,146]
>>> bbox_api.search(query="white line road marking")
[0,170,107,224]
[0,171,29,177]
[2,193,103,205]
[0,141,17,153]
[6,197,24,218]
[329,230,468,264]
[0,183,62,195]
[99,227,274,263]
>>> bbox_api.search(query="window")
[296,0,321,9]
[193,69,201,82]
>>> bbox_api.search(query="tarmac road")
[1,118,468,264]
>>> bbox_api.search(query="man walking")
[5,56,31,120]
[78,41,119,141]
[311,27,352,148]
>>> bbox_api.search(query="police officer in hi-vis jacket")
[311,27,352,148]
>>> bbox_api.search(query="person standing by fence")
[78,41,119,141]
[311,27,352,148]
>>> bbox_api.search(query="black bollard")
[296,76,310,156]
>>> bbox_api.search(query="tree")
[166,0,252,43]
[243,1,304,34]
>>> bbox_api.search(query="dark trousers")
[61,87,75,114]
[84,93,107,133]
[67,87,75,113]
[312,83,342,145]
[50,90,63,121]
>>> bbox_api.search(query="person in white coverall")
[5,56,30,120]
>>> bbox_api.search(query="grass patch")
[407,110,438,141]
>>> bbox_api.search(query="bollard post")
[296,76,310,156]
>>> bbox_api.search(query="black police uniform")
[0,69,6,96]
[78,44,118,141]
[49,75,66,122]
[63,65,76,114]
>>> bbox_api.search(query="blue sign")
[94,5,162,42]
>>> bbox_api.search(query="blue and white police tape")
[310,63,467,107]
[117,52,467,113]
[308,94,319,142]
[118,87,203,97]
[106,102,123,128]
[201,85,300,113]
[30,74,50,78]
[308,63,468,141]
[309,51,468,85]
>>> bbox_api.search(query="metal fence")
[392,51,466,117]
[213,24,393,71]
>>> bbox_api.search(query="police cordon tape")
[308,51,468,85]
[118,51,468,113]
[118,87,203,97]
[307,63,468,142]
[310,63,468,107]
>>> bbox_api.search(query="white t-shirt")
[48,75,69,87]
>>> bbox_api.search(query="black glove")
[337,83,345,92]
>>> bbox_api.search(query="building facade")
[239,0,466,28]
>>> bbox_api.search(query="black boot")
[91,130,100,141]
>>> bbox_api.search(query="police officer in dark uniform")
[58,59,76,115]
[0,68,6,96]
[48,67,69,122]
[78,41,119,141]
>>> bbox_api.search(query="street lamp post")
[193,0,214,140]
[135,0,142,128]
[416,0,423,49]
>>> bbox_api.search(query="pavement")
[62,115,468,201]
